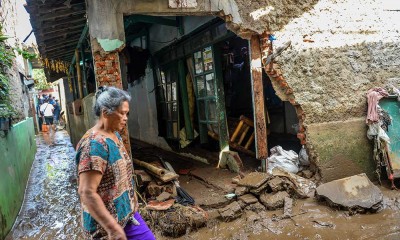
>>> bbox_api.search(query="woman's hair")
[94,86,131,117]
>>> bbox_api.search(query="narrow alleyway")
[5,131,400,240]
[6,131,82,239]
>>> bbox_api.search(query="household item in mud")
[267,145,299,174]
[133,158,179,183]
[298,145,310,166]
[208,115,256,157]
[160,159,195,206]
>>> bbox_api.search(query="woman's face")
[104,101,129,131]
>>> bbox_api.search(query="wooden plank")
[238,125,250,145]
[75,49,83,99]
[81,46,88,97]
[178,60,194,140]
[213,45,230,167]
[230,121,243,142]
[250,35,268,165]
[245,132,255,149]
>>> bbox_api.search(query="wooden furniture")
[208,115,256,157]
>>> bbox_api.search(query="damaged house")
[25,0,400,234]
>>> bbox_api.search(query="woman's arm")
[78,171,127,240]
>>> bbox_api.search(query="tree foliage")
[33,68,53,90]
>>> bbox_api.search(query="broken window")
[156,66,179,140]
[193,46,219,143]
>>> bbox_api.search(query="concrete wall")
[67,94,97,147]
[266,0,400,180]
[127,66,171,150]
[0,118,37,238]
[307,118,375,182]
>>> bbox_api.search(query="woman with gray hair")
[75,86,155,240]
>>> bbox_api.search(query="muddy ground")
[6,131,400,239]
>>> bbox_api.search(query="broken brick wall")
[234,0,400,181]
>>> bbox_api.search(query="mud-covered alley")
[4,130,400,240]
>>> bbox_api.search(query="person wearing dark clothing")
[53,99,61,125]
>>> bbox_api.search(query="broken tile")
[218,201,242,221]
[316,173,383,212]
[239,194,259,205]
[260,191,290,210]
[238,172,272,188]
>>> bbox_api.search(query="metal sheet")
[380,97,400,178]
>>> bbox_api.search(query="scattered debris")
[316,173,383,213]
[244,202,266,212]
[260,191,290,210]
[218,201,243,221]
[237,172,272,188]
[235,186,248,196]
[312,220,336,228]
[156,192,172,202]
[239,194,259,205]
[267,176,285,192]
[225,193,236,200]
[249,181,269,195]
[283,196,293,218]
[219,150,244,173]
[146,181,176,197]
[146,199,175,211]
[272,167,316,198]
[142,204,207,237]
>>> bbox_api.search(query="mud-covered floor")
[6,131,400,239]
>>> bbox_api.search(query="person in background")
[36,95,43,131]
[48,94,55,105]
[40,98,55,131]
[75,86,155,240]
[53,99,61,127]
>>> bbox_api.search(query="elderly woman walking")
[75,86,156,240]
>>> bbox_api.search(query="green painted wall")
[0,118,37,239]
[307,118,375,182]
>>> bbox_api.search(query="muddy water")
[5,130,400,240]
[167,190,400,240]
[6,131,82,240]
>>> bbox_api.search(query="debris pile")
[133,158,204,237]
[315,173,383,214]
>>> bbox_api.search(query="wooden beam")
[80,46,88,97]
[37,10,86,21]
[36,24,86,36]
[36,16,86,29]
[39,30,82,41]
[75,49,83,99]
[250,35,268,171]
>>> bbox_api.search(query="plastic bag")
[267,146,299,174]
[298,145,310,166]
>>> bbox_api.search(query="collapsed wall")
[232,0,400,181]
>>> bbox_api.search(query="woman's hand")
[107,225,127,240]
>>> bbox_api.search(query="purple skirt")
[124,212,156,240]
